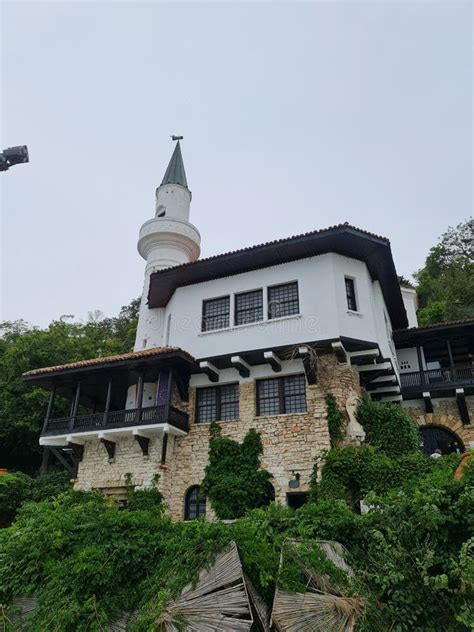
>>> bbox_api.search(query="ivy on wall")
[326,393,345,448]
[356,396,420,456]
[201,422,273,519]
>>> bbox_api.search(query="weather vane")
[171,135,183,141]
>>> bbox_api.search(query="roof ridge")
[23,346,194,377]
[151,223,390,276]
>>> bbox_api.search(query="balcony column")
[70,382,81,431]
[416,347,426,385]
[135,372,145,423]
[42,384,56,434]
[103,377,113,427]
[446,340,455,379]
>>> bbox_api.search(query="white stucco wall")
[136,253,399,363]
[401,287,419,328]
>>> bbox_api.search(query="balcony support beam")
[42,385,56,434]
[135,372,145,424]
[161,431,168,465]
[416,347,425,384]
[70,382,81,431]
[422,391,433,414]
[103,377,113,427]
[456,388,471,426]
[199,361,219,383]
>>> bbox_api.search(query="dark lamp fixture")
[289,471,300,489]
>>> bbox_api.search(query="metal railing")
[400,366,474,390]
[42,405,189,436]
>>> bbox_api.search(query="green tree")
[414,218,474,325]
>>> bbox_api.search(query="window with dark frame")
[268,282,299,319]
[202,296,230,332]
[256,375,307,416]
[184,485,206,520]
[235,289,263,326]
[345,277,357,311]
[195,384,239,423]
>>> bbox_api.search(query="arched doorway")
[184,485,206,520]
[419,426,465,456]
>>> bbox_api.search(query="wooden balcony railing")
[400,365,474,392]
[42,405,189,436]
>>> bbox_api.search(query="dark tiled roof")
[394,318,474,334]
[148,222,409,330]
[23,346,194,378]
[158,222,390,274]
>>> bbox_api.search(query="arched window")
[420,426,464,456]
[184,485,206,520]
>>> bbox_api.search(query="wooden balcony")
[400,365,474,398]
[41,404,189,437]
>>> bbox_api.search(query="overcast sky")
[1,1,472,327]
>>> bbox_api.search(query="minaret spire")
[134,137,201,350]
[161,138,188,188]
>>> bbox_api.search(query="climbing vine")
[201,422,273,519]
[356,396,420,456]
[326,393,345,448]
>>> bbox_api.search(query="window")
[345,277,357,311]
[202,296,230,332]
[256,375,307,416]
[268,282,299,319]
[196,384,239,423]
[184,485,206,520]
[235,289,263,326]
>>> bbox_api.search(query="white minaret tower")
[134,139,201,351]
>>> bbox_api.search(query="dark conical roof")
[161,141,188,188]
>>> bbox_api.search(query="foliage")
[326,393,345,448]
[201,423,273,519]
[0,471,71,527]
[0,298,139,473]
[126,474,165,512]
[0,472,31,527]
[414,218,474,325]
[356,396,420,456]
[0,467,472,631]
[313,444,460,510]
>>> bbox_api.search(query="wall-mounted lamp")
[288,471,300,489]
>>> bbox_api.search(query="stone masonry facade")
[403,395,474,452]
[74,352,361,520]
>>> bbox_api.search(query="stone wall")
[403,396,474,450]
[74,352,362,520]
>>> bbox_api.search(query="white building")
[24,140,474,518]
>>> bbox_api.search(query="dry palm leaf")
[272,589,363,632]
[271,540,364,632]
[154,541,253,631]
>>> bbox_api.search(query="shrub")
[356,396,420,456]
[313,445,460,509]
[201,423,273,519]
[0,470,71,527]
[0,472,31,527]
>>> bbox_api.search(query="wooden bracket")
[297,346,317,385]
[199,361,219,383]
[100,438,116,460]
[134,434,150,457]
[68,442,84,463]
[231,355,251,378]
[263,351,282,373]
